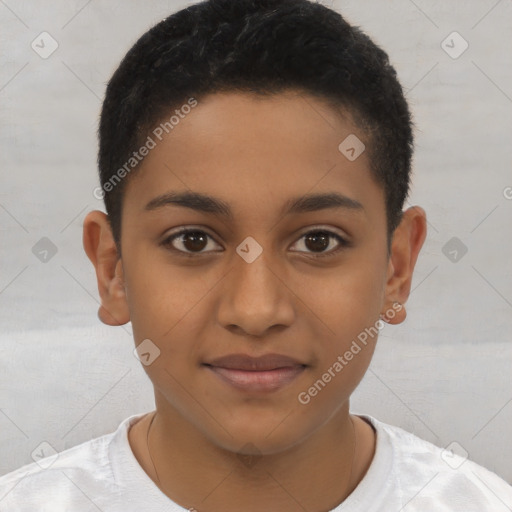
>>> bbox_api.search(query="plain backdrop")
[1,0,511,486]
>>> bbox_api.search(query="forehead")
[123,90,384,225]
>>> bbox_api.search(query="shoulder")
[0,415,140,511]
[366,415,512,511]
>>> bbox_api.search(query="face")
[84,90,426,455]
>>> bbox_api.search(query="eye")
[161,228,222,256]
[161,226,350,258]
[290,228,350,258]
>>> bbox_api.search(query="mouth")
[203,353,307,393]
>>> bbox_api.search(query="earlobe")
[380,206,427,325]
[380,301,406,325]
[83,210,130,326]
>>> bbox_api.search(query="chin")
[199,410,315,457]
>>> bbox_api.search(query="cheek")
[297,259,384,388]
[123,253,214,339]
[295,340,376,426]
[301,260,385,339]
[122,254,219,384]
[297,275,382,414]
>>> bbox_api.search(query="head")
[84,0,426,455]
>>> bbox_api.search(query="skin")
[83,90,427,511]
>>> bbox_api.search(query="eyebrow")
[144,191,364,219]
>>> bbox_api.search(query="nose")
[216,248,295,338]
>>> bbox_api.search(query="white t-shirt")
[0,413,511,511]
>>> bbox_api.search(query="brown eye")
[162,229,222,255]
[161,227,349,259]
[304,231,330,252]
[180,231,208,252]
[291,229,349,258]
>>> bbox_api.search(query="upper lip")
[204,353,306,371]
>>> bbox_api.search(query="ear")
[82,210,130,326]
[381,206,427,325]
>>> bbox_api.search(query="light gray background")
[1,0,511,487]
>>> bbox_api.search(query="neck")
[130,400,375,512]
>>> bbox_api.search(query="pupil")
[179,232,331,253]
[183,232,207,251]
[305,232,329,252]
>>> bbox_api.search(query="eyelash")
[161,227,350,259]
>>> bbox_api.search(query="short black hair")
[98,0,413,256]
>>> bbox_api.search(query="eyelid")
[161,225,350,257]
[163,225,218,240]
[161,226,223,254]
[289,225,350,258]
[294,224,349,241]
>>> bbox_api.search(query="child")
[1,0,511,510]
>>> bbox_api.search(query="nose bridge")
[217,241,295,335]
[232,243,281,308]
[235,245,276,296]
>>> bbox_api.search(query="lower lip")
[205,365,306,392]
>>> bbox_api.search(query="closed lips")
[203,353,307,393]
[203,353,307,371]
